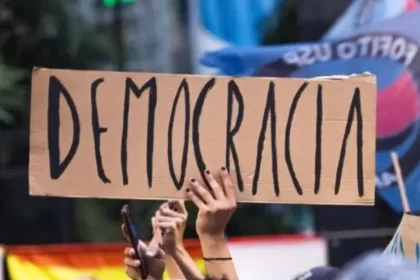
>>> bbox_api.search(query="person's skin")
[156,200,204,280]
[122,224,166,280]
[151,207,185,279]
[186,167,238,280]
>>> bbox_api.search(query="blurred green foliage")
[0,0,300,245]
[102,0,136,8]
[0,0,119,244]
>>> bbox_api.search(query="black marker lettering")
[168,79,190,190]
[314,85,323,194]
[335,88,364,196]
[226,80,244,192]
[252,81,279,196]
[91,78,111,183]
[192,78,216,183]
[121,77,157,187]
[48,75,80,179]
[285,82,309,195]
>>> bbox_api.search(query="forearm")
[199,234,238,280]
[166,253,186,280]
[172,246,204,280]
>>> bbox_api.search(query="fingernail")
[221,166,226,171]
[186,188,190,192]
[135,260,141,266]
[190,178,196,183]
[205,169,211,175]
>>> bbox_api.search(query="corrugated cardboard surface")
[29,68,376,204]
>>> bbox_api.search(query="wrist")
[170,244,186,257]
[198,234,230,258]
[198,232,225,243]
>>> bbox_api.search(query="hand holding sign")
[187,167,237,239]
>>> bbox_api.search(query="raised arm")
[156,200,204,280]
[186,167,239,280]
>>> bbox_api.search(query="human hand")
[186,167,237,239]
[156,200,188,254]
[122,224,166,280]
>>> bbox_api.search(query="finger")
[158,221,176,231]
[151,216,157,230]
[125,267,138,279]
[186,186,207,209]
[220,166,236,202]
[168,199,187,214]
[124,247,136,257]
[125,267,139,280]
[188,178,215,205]
[124,257,141,267]
[160,207,185,219]
[157,215,178,223]
[137,240,148,253]
[157,217,179,227]
[153,209,161,227]
[121,224,130,242]
[160,202,169,210]
[157,217,183,229]
[147,247,165,259]
[204,169,225,200]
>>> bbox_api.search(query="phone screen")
[121,204,148,279]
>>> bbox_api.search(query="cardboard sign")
[385,213,420,265]
[29,68,376,204]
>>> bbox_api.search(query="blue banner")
[201,8,420,212]
[323,0,419,40]
[189,0,283,73]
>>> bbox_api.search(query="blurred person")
[293,266,341,280]
[337,250,420,280]
[186,167,238,280]
[156,200,205,280]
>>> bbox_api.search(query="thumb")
[121,224,130,242]
[146,247,164,258]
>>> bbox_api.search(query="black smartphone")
[121,204,149,279]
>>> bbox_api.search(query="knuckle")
[207,208,217,215]
[229,202,237,210]
[219,204,229,211]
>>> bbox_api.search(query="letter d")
[48,76,80,179]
